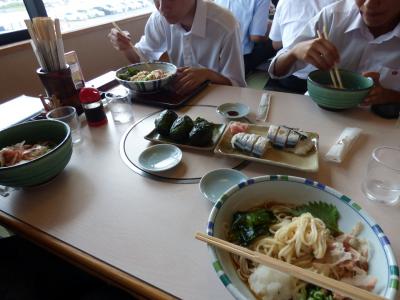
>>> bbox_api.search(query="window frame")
[0,0,47,46]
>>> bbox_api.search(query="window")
[0,0,30,45]
[43,0,154,32]
[0,0,29,33]
[0,0,153,46]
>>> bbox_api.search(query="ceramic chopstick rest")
[325,127,362,163]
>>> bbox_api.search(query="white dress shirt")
[214,0,270,55]
[269,0,338,79]
[135,0,246,87]
[269,0,400,92]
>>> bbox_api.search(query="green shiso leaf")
[290,202,341,235]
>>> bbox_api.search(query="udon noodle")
[130,69,169,81]
[229,202,376,300]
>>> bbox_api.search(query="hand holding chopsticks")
[195,232,385,300]
[317,26,343,89]
[112,21,149,65]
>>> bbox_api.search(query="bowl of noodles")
[115,61,177,93]
[0,119,72,187]
[207,175,398,300]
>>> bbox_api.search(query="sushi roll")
[285,132,314,155]
[231,132,247,150]
[245,134,259,152]
[267,125,279,142]
[252,136,270,158]
[293,136,314,155]
[286,130,300,148]
[231,132,255,152]
[274,126,290,148]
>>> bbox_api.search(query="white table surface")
[1,84,399,300]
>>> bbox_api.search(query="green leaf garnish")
[230,208,276,246]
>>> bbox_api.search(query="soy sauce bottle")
[79,87,107,127]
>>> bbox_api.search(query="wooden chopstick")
[322,26,344,89]
[317,30,339,89]
[26,17,66,72]
[112,21,149,66]
[195,232,385,300]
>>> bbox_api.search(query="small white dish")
[138,144,182,172]
[216,102,250,119]
[199,168,247,204]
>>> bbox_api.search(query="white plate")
[216,103,250,119]
[199,169,247,204]
[138,144,182,172]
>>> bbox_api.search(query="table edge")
[0,210,178,300]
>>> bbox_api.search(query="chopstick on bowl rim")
[195,232,385,300]
[317,27,344,89]
[112,21,150,68]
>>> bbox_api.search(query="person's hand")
[362,71,400,105]
[108,28,132,52]
[173,67,209,95]
[292,37,340,70]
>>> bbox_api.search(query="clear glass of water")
[106,88,134,124]
[46,106,82,144]
[362,146,400,205]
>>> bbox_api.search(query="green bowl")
[307,69,373,110]
[0,119,72,187]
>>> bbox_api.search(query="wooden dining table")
[0,83,399,300]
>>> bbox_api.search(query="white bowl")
[216,102,250,119]
[199,169,247,204]
[206,175,398,300]
[115,62,177,93]
[138,144,182,172]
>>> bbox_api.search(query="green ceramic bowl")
[0,119,72,187]
[307,69,373,110]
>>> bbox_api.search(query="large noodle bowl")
[206,176,398,300]
[229,202,375,300]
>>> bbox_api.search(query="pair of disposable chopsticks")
[112,21,149,67]
[195,232,385,300]
[317,26,343,89]
[25,17,66,72]
[256,92,271,122]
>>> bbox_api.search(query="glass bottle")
[79,87,107,127]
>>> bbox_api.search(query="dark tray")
[128,81,210,108]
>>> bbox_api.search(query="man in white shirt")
[214,0,275,74]
[266,0,338,93]
[269,0,400,106]
[109,0,246,95]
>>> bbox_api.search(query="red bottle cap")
[79,87,101,104]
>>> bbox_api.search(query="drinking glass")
[362,146,400,205]
[46,106,82,144]
[106,88,134,124]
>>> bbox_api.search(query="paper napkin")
[325,127,362,163]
